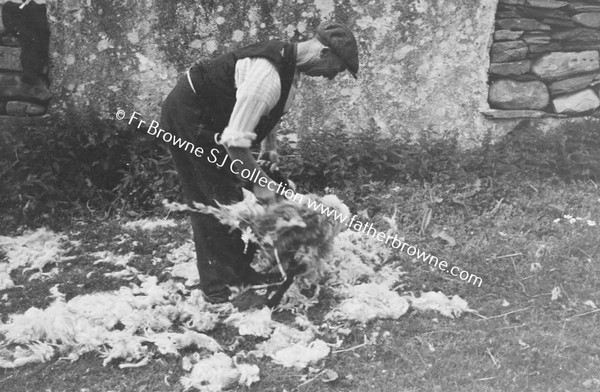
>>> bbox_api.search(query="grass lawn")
[1,171,599,392]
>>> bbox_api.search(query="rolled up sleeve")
[219,58,281,148]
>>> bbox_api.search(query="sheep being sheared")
[179,190,350,307]
[251,194,350,306]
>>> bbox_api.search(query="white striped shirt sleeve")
[219,57,281,148]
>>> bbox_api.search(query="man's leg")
[167,143,249,301]
[160,76,262,301]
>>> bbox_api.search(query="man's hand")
[225,146,279,204]
[253,181,277,203]
[257,150,296,192]
[257,150,279,173]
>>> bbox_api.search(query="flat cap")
[315,21,359,79]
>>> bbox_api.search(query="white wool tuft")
[103,267,138,279]
[320,194,351,230]
[171,330,221,352]
[181,352,201,371]
[406,291,473,318]
[92,251,135,267]
[179,352,241,392]
[176,301,219,332]
[170,261,199,287]
[271,339,330,369]
[224,307,273,338]
[122,218,177,231]
[0,272,15,290]
[147,331,221,356]
[236,363,260,387]
[167,241,196,265]
[324,230,396,287]
[28,267,60,282]
[119,356,150,369]
[102,333,147,366]
[325,283,410,323]
[251,323,315,361]
[0,228,70,289]
[0,342,54,368]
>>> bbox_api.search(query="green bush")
[278,121,464,191]
[0,115,180,225]
[279,118,600,194]
[112,139,181,211]
[474,119,600,182]
[2,113,598,228]
[1,121,125,220]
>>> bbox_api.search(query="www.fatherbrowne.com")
[120,109,482,287]
[305,198,483,287]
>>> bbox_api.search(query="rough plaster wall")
[47,0,516,145]
[286,0,505,146]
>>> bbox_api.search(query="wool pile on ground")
[0,192,476,391]
[406,291,475,319]
[0,228,73,290]
[325,283,410,323]
[224,307,273,337]
[249,320,329,369]
[164,191,350,283]
[0,276,251,386]
[167,241,199,286]
[180,352,259,391]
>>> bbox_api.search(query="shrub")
[476,119,600,182]
[2,113,598,227]
[0,115,181,225]
[278,118,600,195]
[1,120,125,221]
[278,121,464,192]
[111,138,181,212]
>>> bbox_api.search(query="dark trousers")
[160,75,257,294]
[2,2,50,81]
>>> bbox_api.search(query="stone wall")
[41,0,515,147]
[0,2,51,117]
[2,0,596,147]
[489,0,600,116]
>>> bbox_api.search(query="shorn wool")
[165,190,351,305]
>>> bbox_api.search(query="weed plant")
[1,117,599,230]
